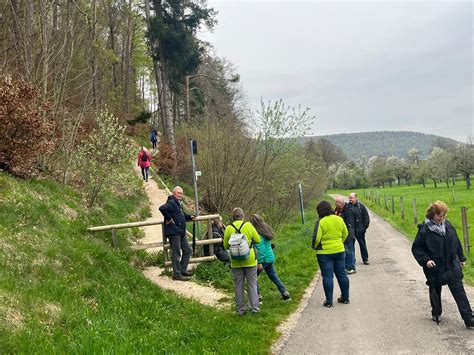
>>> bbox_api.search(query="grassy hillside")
[301,131,458,160]
[0,169,319,353]
[330,181,474,284]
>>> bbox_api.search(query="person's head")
[250,214,274,240]
[335,197,345,210]
[172,186,184,201]
[426,200,448,224]
[212,218,224,229]
[232,207,244,221]
[348,193,357,205]
[317,200,334,219]
[142,146,148,152]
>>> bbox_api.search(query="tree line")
[1,1,332,225]
[326,141,473,190]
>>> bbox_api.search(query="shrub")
[155,139,176,175]
[0,75,54,177]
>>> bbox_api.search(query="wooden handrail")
[87,214,220,232]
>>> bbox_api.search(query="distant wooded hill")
[300,131,459,161]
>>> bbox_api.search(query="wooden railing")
[87,214,223,268]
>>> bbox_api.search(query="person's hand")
[191,216,196,221]
[426,260,436,268]
[460,261,466,268]
[165,218,175,225]
[257,264,263,271]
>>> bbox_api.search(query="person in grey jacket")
[349,193,370,265]
[159,186,195,281]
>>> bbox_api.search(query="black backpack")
[141,152,149,162]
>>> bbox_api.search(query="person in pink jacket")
[137,147,151,182]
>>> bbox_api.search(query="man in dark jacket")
[159,186,195,281]
[335,197,356,274]
[349,192,370,265]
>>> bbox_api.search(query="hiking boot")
[347,269,356,275]
[172,275,190,281]
[363,260,370,265]
[465,316,474,328]
[182,271,193,277]
[323,300,333,308]
[281,291,291,301]
[337,297,350,304]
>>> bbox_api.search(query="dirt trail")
[277,196,474,354]
[133,161,230,309]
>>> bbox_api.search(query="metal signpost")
[190,139,201,238]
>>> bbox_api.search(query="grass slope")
[0,169,319,353]
[330,181,474,284]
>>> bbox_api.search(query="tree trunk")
[433,179,437,188]
[25,0,34,76]
[464,173,471,189]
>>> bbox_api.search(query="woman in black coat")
[412,201,473,328]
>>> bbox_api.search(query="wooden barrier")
[461,207,470,252]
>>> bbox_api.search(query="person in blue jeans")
[335,197,356,274]
[250,214,291,302]
[312,200,350,307]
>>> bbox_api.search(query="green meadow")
[330,180,474,284]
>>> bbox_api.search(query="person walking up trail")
[137,147,150,182]
[150,129,158,151]
[312,201,350,308]
[412,200,474,328]
[349,192,370,265]
[250,214,291,302]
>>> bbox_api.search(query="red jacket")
[137,151,150,168]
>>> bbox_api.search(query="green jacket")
[224,220,261,268]
[312,215,348,255]
[256,235,275,264]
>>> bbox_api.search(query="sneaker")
[363,260,370,265]
[337,297,350,304]
[347,269,356,274]
[465,316,474,328]
[323,300,333,308]
[281,291,291,301]
[432,315,440,324]
[182,271,193,277]
[172,275,190,281]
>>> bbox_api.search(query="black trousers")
[167,234,191,277]
[355,231,369,262]
[429,279,473,321]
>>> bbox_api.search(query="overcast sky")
[199,0,473,142]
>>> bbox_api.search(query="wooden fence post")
[412,198,417,225]
[162,223,169,271]
[392,196,395,214]
[461,207,470,252]
[384,194,388,210]
[208,219,214,256]
[400,196,405,220]
[111,228,118,248]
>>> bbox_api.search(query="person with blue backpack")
[250,214,291,302]
[223,208,261,315]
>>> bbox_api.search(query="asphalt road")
[281,206,474,354]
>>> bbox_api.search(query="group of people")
[159,187,290,314]
[158,185,473,327]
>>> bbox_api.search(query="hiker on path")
[312,200,350,308]
[223,208,261,315]
[159,186,195,281]
[335,197,357,274]
[412,200,474,328]
[250,214,291,302]
[150,129,158,151]
[137,147,150,182]
[349,192,370,265]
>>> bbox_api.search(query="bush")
[0,75,54,177]
[155,140,176,175]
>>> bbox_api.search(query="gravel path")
[133,161,230,309]
[279,200,474,354]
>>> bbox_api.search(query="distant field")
[330,180,474,284]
